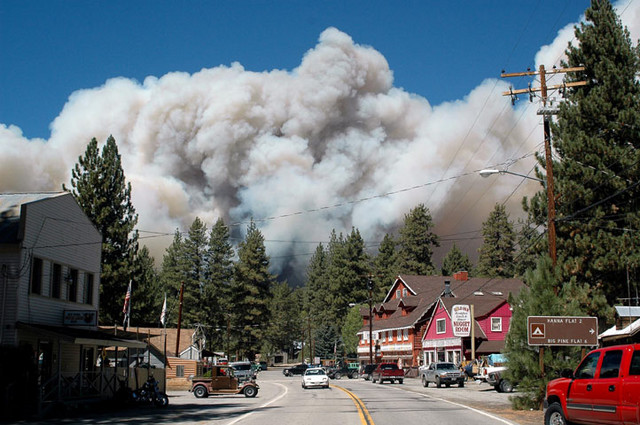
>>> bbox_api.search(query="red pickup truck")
[371,362,404,384]
[544,343,640,425]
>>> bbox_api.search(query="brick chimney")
[453,271,469,281]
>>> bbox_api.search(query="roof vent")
[473,291,484,296]
[444,280,453,297]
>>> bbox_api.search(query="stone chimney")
[453,271,469,281]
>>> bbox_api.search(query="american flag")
[122,281,132,330]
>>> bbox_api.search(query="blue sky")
[2,0,638,282]
[1,0,591,140]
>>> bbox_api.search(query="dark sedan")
[283,364,309,376]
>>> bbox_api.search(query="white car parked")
[301,367,330,389]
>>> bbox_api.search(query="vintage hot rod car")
[190,365,259,398]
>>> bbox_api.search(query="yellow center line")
[331,384,375,425]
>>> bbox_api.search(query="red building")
[357,272,523,367]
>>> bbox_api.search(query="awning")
[17,322,147,348]
[474,339,505,354]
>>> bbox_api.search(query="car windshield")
[232,364,251,371]
[305,369,326,376]
[436,363,456,370]
[380,364,398,370]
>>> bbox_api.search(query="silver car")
[420,362,465,388]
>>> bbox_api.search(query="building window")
[403,329,409,341]
[396,289,401,298]
[85,273,94,305]
[491,317,502,332]
[51,263,62,299]
[176,365,184,377]
[402,288,407,297]
[436,318,446,334]
[381,332,386,342]
[30,257,43,295]
[68,268,78,302]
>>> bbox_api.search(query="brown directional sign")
[527,316,598,346]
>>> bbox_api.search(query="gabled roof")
[359,275,524,335]
[100,326,197,358]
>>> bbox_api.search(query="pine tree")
[158,230,187,326]
[64,136,139,325]
[325,228,370,328]
[263,282,301,359]
[203,218,235,351]
[514,216,545,278]
[181,217,209,327]
[342,304,364,357]
[476,204,516,278]
[524,0,640,308]
[231,221,274,361]
[131,245,161,326]
[304,244,330,326]
[441,243,473,276]
[503,256,609,409]
[372,233,399,301]
[397,204,439,275]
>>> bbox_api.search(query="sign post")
[527,316,598,346]
[527,316,598,381]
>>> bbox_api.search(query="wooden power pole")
[500,65,586,268]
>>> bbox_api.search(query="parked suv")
[420,362,465,388]
[230,361,256,382]
[544,343,640,425]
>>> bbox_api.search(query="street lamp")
[479,168,544,183]
[479,167,557,266]
[367,278,373,365]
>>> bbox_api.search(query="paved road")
[13,368,542,425]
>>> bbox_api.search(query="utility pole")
[501,65,586,268]
[175,281,185,356]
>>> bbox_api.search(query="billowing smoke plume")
[1,3,638,284]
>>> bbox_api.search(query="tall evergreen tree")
[181,217,209,326]
[524,0,640,308]
[504,256,609,409]
[65,136,139,325]
[231,221,274,360]
[372,233,399,301]
[304,244,330,325]
[397,204,440,275]
[476,204,516,278]
[158,230,187,325]
[325,228,370,328]
[441,243,473,276]
[131,245,161,326]
[203,218,235,351]
[263,282,301,360]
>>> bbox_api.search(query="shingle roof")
[359,275,524,334]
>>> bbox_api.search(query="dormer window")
[396,289,401,298]
[402,288,407,297]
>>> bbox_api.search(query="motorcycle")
[131,376,169,407]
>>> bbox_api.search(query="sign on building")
[63,310,97,326]
[452,304,471,337]
[527,316,598,346]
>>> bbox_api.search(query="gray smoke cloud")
[1,3,638,284]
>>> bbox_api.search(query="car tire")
[378,378,384,384]
[436,377,441,388]
[244,386,257,398]
[398,379,403,384]
[335,372,341,380]
[458,380,464,388]
[499,379,513,393]
[422,376,429,387]
[545,402,570,425]
[372,377,376,383]
[193,386,208,398]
